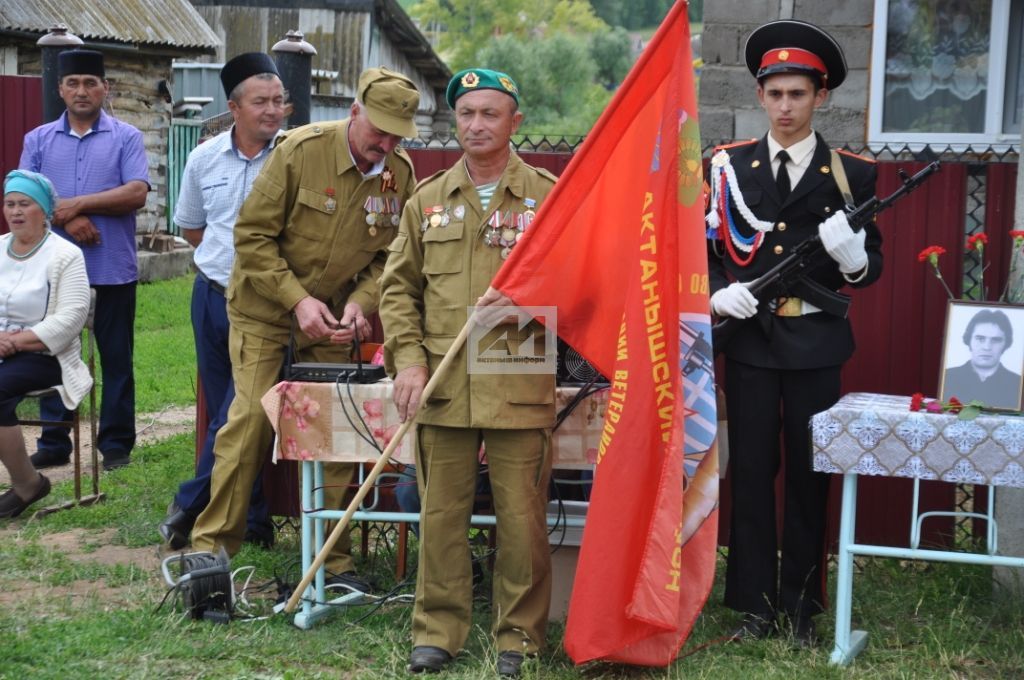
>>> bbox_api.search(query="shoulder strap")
[830,149,855,208]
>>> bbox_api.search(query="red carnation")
[917,245,946,263]
[966,233,988,252]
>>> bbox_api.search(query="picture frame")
[938,300,1024,411]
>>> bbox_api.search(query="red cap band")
[759,47,828,80]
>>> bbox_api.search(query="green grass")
[2,432,1022,678]
[133,276,198,412]
[3,272,1024,677]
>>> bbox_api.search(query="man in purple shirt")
[20,49,149,471]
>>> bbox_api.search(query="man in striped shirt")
[158,53,285,551]
[20,48,149,472]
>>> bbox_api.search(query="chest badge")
[421,205,450,232]
[380,166,398,193]
[324,187,337,213]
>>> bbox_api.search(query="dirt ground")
[0,404,195,487]
[0,527,164,608]
[0,407,198,611]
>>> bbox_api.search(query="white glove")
[710,282,758,319]
[818,212,867,274]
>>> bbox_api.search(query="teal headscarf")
[4,170,59,220]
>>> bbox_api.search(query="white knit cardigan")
[2,232,93,408]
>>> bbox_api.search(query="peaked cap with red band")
[744,19,847,90]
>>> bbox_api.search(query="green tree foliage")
[590,0,682,29]
[589,26,632,88]
[476,32,611,135]
[411,0,606,70]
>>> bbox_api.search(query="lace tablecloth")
[811,392,1024,487]
[261,379,606,467]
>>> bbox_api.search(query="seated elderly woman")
[0,170,91,518]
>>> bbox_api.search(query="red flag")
[491,1,719,666]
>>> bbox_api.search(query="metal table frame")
[293,460,588,629]
[830,473,1024,665]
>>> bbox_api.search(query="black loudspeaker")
[556,338,608,386]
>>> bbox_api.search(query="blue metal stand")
[293,460,587,629]
[830,473,1024,665]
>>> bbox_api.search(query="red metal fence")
[0,75,42,233]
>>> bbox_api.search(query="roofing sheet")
[0,0,220,49]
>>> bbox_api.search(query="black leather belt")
[197,270,226,296]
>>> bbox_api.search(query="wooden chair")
[18,293,103,516]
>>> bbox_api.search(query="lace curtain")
[883,0,992,133]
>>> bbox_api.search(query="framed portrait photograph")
[938,300,1024,411]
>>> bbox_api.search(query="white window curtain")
[882,0,992,134]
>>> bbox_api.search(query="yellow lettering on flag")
[666,522,683,592]
[640,224,673,442]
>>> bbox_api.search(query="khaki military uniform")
[191,120,416,566]
[380,151,557,655]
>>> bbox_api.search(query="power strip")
[286,362,386,384]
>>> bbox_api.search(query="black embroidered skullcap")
[58,49,104,79]
[220,52,280,98]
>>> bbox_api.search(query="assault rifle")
[712,161,941,354]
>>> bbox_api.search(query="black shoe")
[29,449,70,469]
[786,615,819,649]
[496,651,527,678]
[324,570,372,594]
[102,453,131,471]
[0,474,51,518]
[244,526,275,549]
[408,646,452,673]
[158,502,195,550]
[730,613,778,641]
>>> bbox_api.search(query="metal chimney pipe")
[271,30,317,128]
[36,24,84,123]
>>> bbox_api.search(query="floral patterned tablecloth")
[811,392,1024,488]
[261,380,607,467]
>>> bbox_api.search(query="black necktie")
[776,150,791,202]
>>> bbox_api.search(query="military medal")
[523,198,536,221]
[454,205,465,220]
[324,187,337,213]
[380,166,398,193]
[500,246,512,259]
[424,205,447,230]
[387,198,401,226]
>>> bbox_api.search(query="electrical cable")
[335,371,381,450]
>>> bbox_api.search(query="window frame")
[868,0,1018,148]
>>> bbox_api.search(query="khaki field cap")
[357,66,420,138]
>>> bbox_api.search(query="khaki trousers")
[413,425,552,655]
[191,326,355,571]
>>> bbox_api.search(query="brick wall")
[698,0,874,146]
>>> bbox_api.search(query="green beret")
[445,68,519,109]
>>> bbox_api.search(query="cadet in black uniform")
[705,19,883,646]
